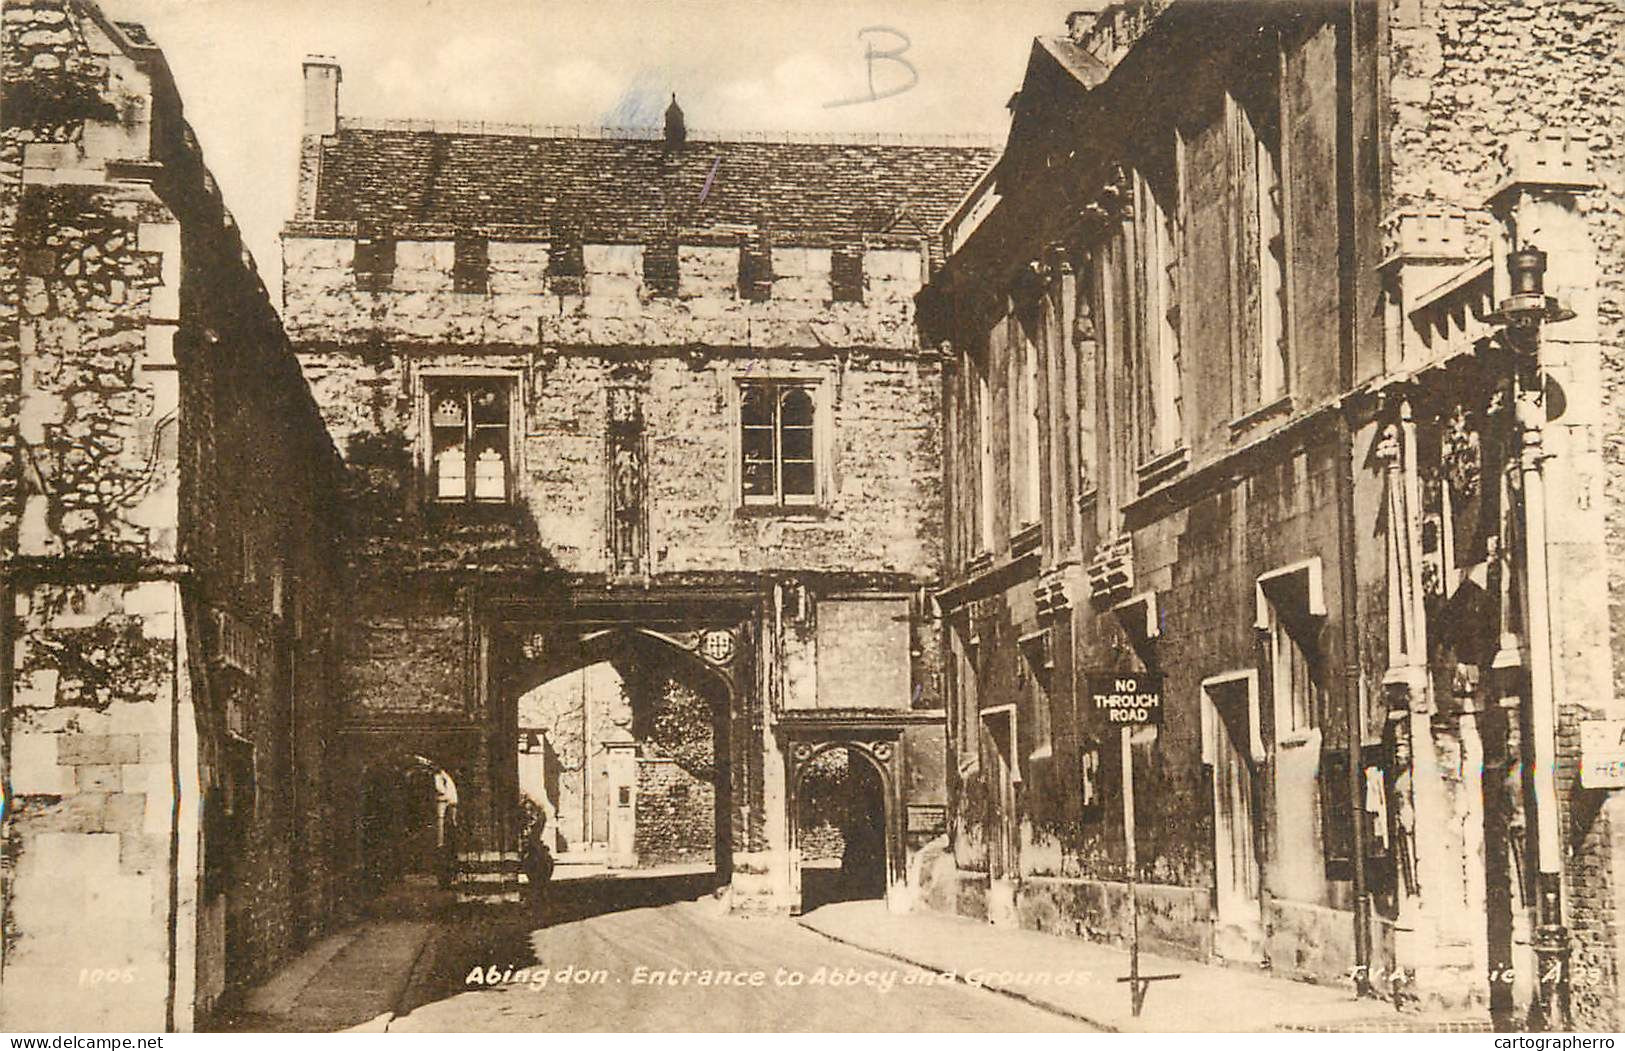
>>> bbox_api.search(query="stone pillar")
[1377,403,1463,1002]
[1485,131,1618,1030]
[728,601,781,913]
[1456,664,1491,1002]
[1489,641,1536,1022]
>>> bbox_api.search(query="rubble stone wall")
[635,758,715,865]
[290,343,941,580]
[283,229,930,351]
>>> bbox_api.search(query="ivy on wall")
[19,615,170,708]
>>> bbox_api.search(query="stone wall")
[283,201,944,581]
[283,227,931,352]
[514,656,723,866]
[3,581,182,1031]
[517,661,633,852]
[1386,0,1625,1029]
[939,431,1371,950]
[294,346,941,583]
[635,758,715,865]
[0,0,343,1030]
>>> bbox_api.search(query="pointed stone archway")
[783,726,905,914]
[485,595,760,902]
[357,753,462,889]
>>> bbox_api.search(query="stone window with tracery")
[427,378,513,504]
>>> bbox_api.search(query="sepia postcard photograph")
[0,0,1621,1040]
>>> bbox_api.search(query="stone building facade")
[281,62,994,911]
[918,0,1623,1031]
[0,0,344,1031]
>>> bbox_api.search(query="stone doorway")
[358,754,462,893]
[793,745,889,912]
[785,733,901,915]
[1201,671,1265,962]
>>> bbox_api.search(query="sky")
[109,0,1082,303]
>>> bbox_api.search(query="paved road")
[388,873,1088,1032]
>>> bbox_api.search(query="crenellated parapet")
[282,222,935,350]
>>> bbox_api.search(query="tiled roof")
[309,123,998,245]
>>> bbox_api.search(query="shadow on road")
[544,869,725,927]
[394,868,725,1020]
[798,862,885,914]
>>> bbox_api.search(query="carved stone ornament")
[608,385,642,425]
[1440,404,1482,502]
[607,385,648,576]
[1375,422,1402,469]
[700,629,736,666]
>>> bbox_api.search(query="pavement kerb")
[796,911,1499,1034]
[241,927,365,1017]
[382,922,446,1033]
[795,915,1118,1032]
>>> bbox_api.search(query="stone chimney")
[664,94,686,148]
[1065,7,1107,44]
[303,55,342,137]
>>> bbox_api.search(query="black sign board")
[906,804,948,836]
[1087,673,1165,727]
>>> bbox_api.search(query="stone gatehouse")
[280,60,995,913]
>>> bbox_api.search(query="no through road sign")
[1087,673,1164,727]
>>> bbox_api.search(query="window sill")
[965,550,996,575]
[1135,445,1190,495]
[734,504,829,521]
[423,500,520,522]
[1230,394,1294,438]
[1010,521,1042,558]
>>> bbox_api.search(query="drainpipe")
[1517,330,1566,1030]
[1489,246,1573,1029]
[1334,0,1374,996]
[0,575,12,1002]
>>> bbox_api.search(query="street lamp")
[1488,247,1575,335]
[1486,243,1574,1031]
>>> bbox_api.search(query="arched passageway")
[509,629,732,879]
[359,755,461,896]
[795,745,889,913]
